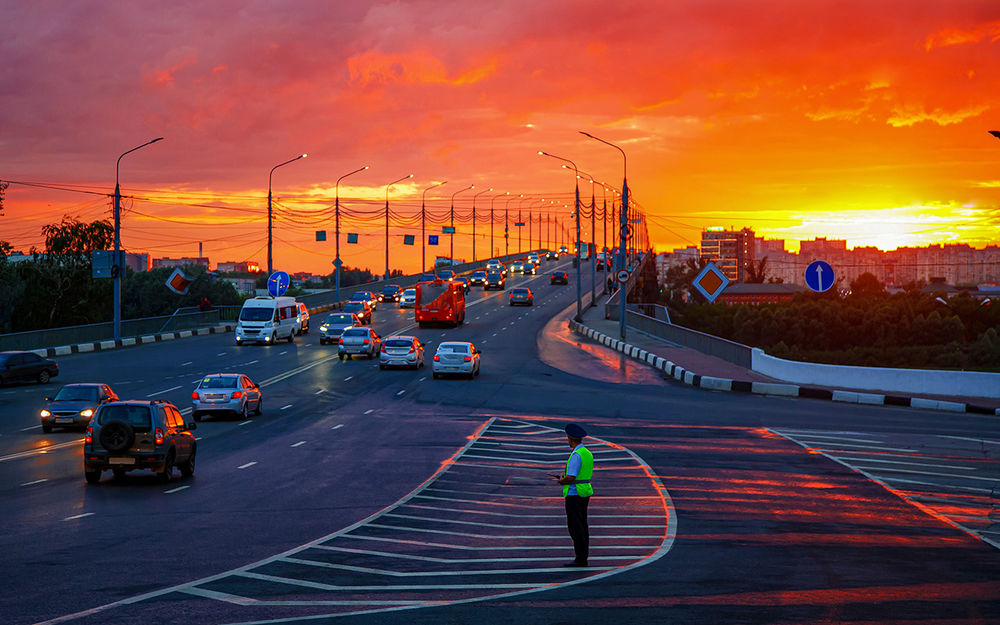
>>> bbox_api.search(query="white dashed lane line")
[291,441,307,448]
[146,385,181,397]
[20,479,48,487]
[396,390,406,396]
[344,376,353,382]
[364,409,374,415]
[315,389,325,394]
[165,485,190,494]
[63,513,94,521]
[180,361,192,366]
[281,405,293,411]
[237,462,257,469]
[331,424,344,430]
[237,421,252,427]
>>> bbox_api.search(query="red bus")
[415,279,466,327]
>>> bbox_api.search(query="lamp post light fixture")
[422,180,448,273]
[113,136,164,342]
[450,184,474,264]
[504,193,522,259]
[384,173,414,282]
[334,165,369,305]
[471,187,493,262]
[539,150,583,320]
[490,191,508,259]
[580,130,629,340]
[268,153,308,276]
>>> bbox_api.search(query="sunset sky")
[1,0,999,275]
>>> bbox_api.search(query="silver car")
[192,373,262,421]
[432,341,481,379]
[379,335,425,370]
[339,327,381,360]
[319,312,362,344]
[398,288,417,308]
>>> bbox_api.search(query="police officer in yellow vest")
[555,423,594,567]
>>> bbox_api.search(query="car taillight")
[463,356,472,362]
[155,428,164,445]
[433,355,440,361]
[232,391,243,399]
[408,346,415,353]
[363,338,370,344]
[85,426,92,444]
[192,391,199,400]
[339,337,345,344]
[381,343,387,352]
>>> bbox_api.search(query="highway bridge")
[2,258,999,624]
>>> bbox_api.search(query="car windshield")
[240,307,274,321]
[54,386,98,401]
[327,314,355,324]
[381,287,399,295]
[403,289,415,296]
[199,376,238,389]
[342,302,363,311]
[98,405,152,431]
[385,339,413,348]
[512,289,529,295]
[343,328,368,337]
[472,271,486,277]
[437,344,470,354]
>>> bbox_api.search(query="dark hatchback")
[379,285,403,303]
[0,351,59,386]
[40,383,118,432]
[550,271,569,285]
[468,270,487,286]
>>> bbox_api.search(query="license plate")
[108,457,135,465]
[55,417,74,424]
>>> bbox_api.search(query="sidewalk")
[575,304,1000,416]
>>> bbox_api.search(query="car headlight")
[320,324,329,331]
[40,409,51,418]
[79,409,94,418]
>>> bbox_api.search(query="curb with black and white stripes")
[28,323,237,359]
[568,320,1000,417]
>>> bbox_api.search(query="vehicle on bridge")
[84,399,196,484]
[432,341,481,379]
[415,279,466,327]
[341,300,372,325]
[510,260,526,274]
[379,285,403,303]
[0,351,59,386]
[550,270,569,285]
[398,288,417,308]
[350,290,379,311]
[192,374,262,421]
[484,271,506,290]
[338,327,381,359]
[508,287,534,306]
[379,335,426,370]
[39,383,118,432]
[319,312,362,344]
[295,301,310,334]
[468,270,487,286]
[235,296,298,345]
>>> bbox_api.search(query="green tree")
[849,272,885,299]
[744,256,769,283]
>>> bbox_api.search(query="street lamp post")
[581,131,629,341]
[384,173,414,281]
[450,184,474,264]
[335,165,369,305]
[539,151,582,319]
[113,137,163,342]
[504,194,522,259]
[422,181,448,273]
[471,187,492,262]
[268,153,308,276]
[490,192,507,259]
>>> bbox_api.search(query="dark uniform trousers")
[565,494,590,564]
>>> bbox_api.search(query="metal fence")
[0,251,543,352]
[625,309,753,368]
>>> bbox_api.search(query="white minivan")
[235,296,299,345]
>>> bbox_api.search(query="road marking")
[64,512,94,521]
[331,424,344,430]
[280,350,288,355]
[419,377,426,381]
[291,441,307,448]
[216,352,226,356]
[191,378,201,384]
[315,389,325,394]
[165,485,190,494]
[0,439,83,463]
[237,420,252,426]
[20,479,48,487]
[237,462,257,469]
[180,361,192,366]
[396,390,406,396]
[179,407,192,415]
[19,425,39,432]
[344,376,353,381]
[364,409,374,415]
[146,385,181,397]
[492,333,498,337]
[247,360,259,365]
[281,404,293,411]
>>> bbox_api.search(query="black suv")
[484,271,506,290]
[379,285,403,303]
[84,400,196,484]
[468,270,487,286]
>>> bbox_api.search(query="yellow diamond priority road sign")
[692,262,730,303]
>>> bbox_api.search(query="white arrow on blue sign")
[804,260,835,292]
[268,271,290,297]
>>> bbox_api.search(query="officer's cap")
[565,423,587,438]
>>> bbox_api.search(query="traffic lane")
[4,385,488,625]
[354,422,1000,625]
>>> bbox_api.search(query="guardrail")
[625,309,754,368]
[0,252,545,352]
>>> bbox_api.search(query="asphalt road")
[2,257,998,625]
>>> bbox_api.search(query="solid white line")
[331,424,344,430]
[165,485,190,494]
[64,512,94,521]
[146,385,182,397]
[235,570,539,591]
[20,479,48,486]
[237,462,257,469]
[0,439,83,463]
[291,441,307,448]
[813,443,918,453]
[876,475,993,493]
[847,466,994,481]
[942,435,1000,445]
[831,455,977,471]
[788,433,883,443]
[281,404,293,411]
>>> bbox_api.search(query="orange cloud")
[348,49,496,86]
[924,19,1000,51]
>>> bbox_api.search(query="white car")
[379,335,425,370]
[399,288,417,308]
[432,341,481,379]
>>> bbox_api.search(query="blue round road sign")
[268,271,290,297]
[804,260,835,292]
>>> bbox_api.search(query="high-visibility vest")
[563,445,594,497]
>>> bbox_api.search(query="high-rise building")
[700,227,755,281]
